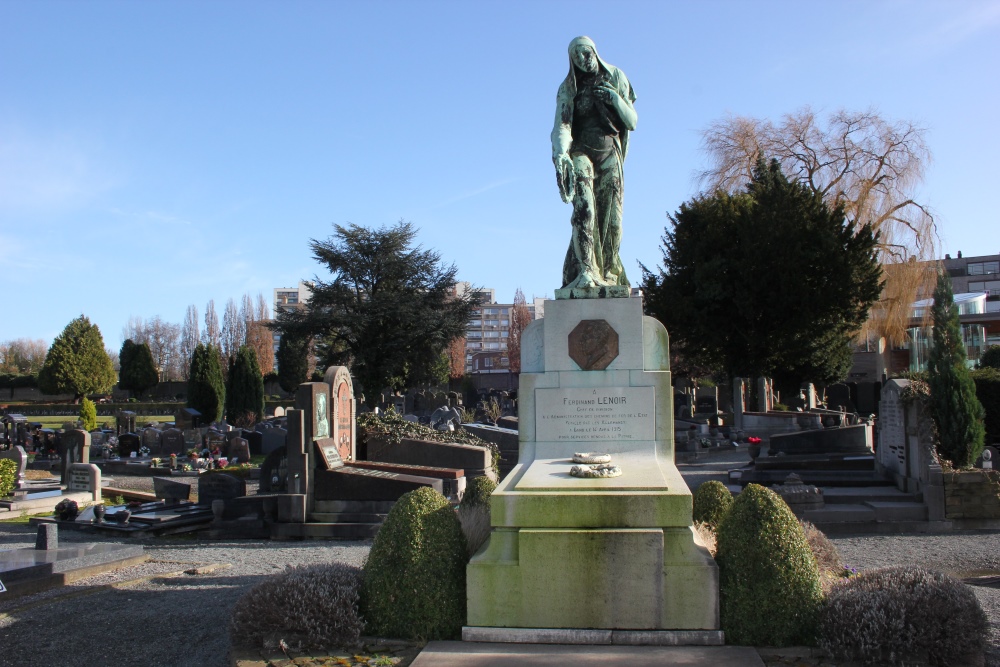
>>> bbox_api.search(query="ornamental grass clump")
[716,483,823,646]
[819,566,987,666]
[692,480,733,529]
[361,487,467,640]
[229,563,363,650]
[800,520,843,590]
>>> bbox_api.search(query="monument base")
[554,285,630,300]
[462,626,724,645]
[466,297,719,632]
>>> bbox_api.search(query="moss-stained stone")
[466,297,719,632]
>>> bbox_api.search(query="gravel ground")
[0,524,370,667]
[3,458,999,666]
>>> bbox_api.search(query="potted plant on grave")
[747,436,763,460]
[187,448,200,464]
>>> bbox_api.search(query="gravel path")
[3,457,1000,666]
[0,524,370,667]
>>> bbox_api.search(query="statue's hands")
[595,84,620,105]
[554,153,575,204]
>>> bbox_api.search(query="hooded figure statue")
[552,36,637,294]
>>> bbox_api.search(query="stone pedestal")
[467,297,719,634]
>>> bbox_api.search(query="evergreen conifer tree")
[276,334,310,393]
[187,343,225,423]
[79,397,98,431]
[118,339,159,400]
[927,272,986,467]
[226,345,264,427]
[38,316,116,402]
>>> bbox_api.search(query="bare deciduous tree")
[121,316,182,380]
[0,338,49,375]
[507,288,532,374]
[221,298,244,365]
[179,305,200,380]
[699,107,937,344]
[203,300,222,351]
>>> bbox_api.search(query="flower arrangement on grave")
[139,445,151,457]
[169,453,177,466]
[149,457,162,467]
[187,448,200,459]
[54,498,79,521]
[209,444,221,458]
[217,457,228,468]
[747,436,762,445]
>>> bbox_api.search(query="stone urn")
[115,509,131,525]
[93,504,106,524]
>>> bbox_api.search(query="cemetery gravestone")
[325,365,356,461]
[68,463,102,502]
[183,429,201,452]
[161,428,185,456]
[198,473,247,507]
[0,446,28,494]
[118,433,140,457]
[261,427,287,455]
[141,428,162,456]
[228,437,251,464]
[59,430,90,485]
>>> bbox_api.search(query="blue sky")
[2,0,998,347]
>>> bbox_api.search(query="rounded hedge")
[461,475,496,510]
[692,480,733,528]
[820,566,987,665]
[716,483,823,646]
[230,563,363,649]
[0,459,17,497]
[361,486,467,640]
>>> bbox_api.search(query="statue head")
[569,36,599,74]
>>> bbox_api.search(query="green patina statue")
[552,36,636,297]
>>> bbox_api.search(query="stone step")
[864,501,928,522]
[271,522,382,539]
[821,486,922,504]
[800,503,877,524]
[313,499,395,514]
[308,512,387,524]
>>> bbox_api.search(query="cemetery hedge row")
[971,368,1000,446]
[0,374,38,389]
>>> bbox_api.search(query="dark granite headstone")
[118,433,140,457]
[826,383,857,414]
[36,523,58,551]
[153,476,192,502]
[242,429,263,456]
[197,473,246,507]
[59,430,90,484]
[228,437,251,463]
[141,428,162,455]
[261,427,287,454]
[161,428,185,456]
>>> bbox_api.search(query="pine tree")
[927,272,986,467]
[187,343,225,423]
[226,345,264,427]
[37,316,116,402]
[118,339,159,400]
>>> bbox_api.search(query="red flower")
[747,436,762,444]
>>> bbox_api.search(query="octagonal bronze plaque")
[568,320,619,371]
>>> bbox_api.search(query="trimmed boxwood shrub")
[716,483,823,646]
[692,480,733,528]
[0,459,17,497]
[819,566,987,666]
[460,475,496,510]
[361,487,467,640]
[230,563,363,649]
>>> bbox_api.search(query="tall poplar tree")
[927,272,986,467]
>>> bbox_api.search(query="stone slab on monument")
[467,296,719,633]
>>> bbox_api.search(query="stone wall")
[943,469,1000,520]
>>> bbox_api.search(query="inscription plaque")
[69,468,91,492]
[315,437,345,470]
[535,386,655,442]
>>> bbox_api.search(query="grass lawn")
[26,415,176,430]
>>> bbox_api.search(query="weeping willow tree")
[699,107,938,345]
